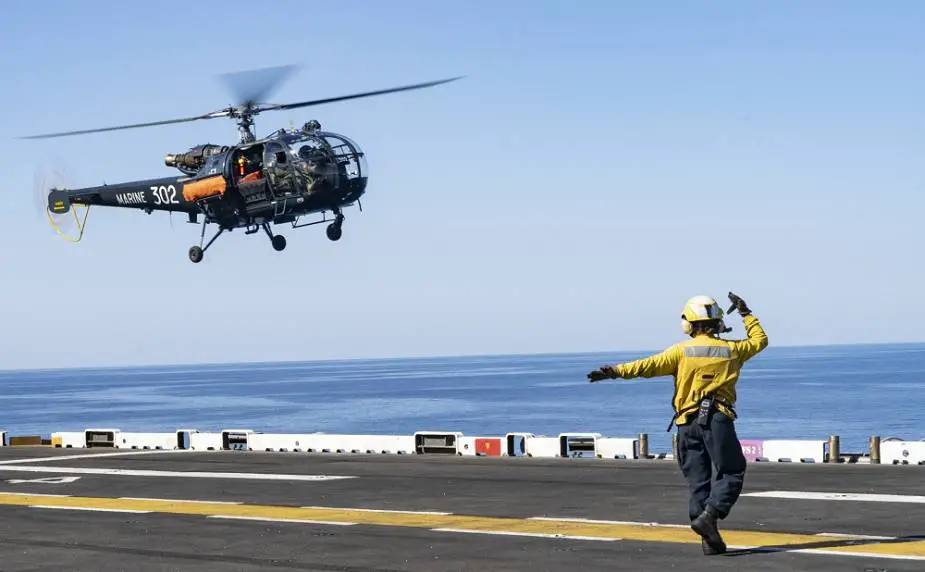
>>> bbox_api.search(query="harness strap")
[665,396,737,432]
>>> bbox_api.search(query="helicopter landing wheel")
[326,222,343,241]
[189,246,204,263]
[272,234,287,251]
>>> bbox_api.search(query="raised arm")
[726,292,768,363]
[730,314,768,363]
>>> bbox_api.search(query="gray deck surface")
[0,447,921,571]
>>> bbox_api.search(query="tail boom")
[49,176,200,214]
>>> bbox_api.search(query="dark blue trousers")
[676,412,747,521]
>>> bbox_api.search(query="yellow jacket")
[613,314,769,425]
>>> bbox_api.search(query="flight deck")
[0,439,923,571]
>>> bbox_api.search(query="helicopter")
[23,65,462,263]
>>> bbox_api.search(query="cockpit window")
[297,144,327,163]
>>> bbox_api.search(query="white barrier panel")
[506,433,534,457]
[757,440,826,463]
[0,431,6,446]
[52,432,86,448]
[597,437,637,459]
[176,429,199,450]
[85,428,120,448]
[458,436,477,456]
[118,432,179,450]
[249,433,415,454]
[880,440,925,465]
[414,431,463,455]
[525,436,560,458]
[221,429,254,451]
[189,432,223,451]
[559,433,600,458]
[458,436,504,457]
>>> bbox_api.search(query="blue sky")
[1,1,924,369]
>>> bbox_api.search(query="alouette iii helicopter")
[23,65,461,263]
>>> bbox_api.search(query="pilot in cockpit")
[297,145,335,194]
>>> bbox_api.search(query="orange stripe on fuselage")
[182,175,226,202]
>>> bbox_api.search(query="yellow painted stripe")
[0,493,923,560]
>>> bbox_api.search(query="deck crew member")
[587,292,768,555]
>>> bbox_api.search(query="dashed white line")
[118,497,242,505]
[431,528,619,542]
[0,492,72,497]
[301,506,452,515]
[0,450,181,465]
[529,516,689,529]
[207,515,356,526]
[743,491,925,503]
[770,547,925,562]
[815,532,896,540]
[30,505,151,514]
[0,465,355,481]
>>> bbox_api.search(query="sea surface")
[2,343,924,454]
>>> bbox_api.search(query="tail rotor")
[33,161,89,242]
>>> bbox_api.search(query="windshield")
[277,128,367,182]
[318,132,367,181]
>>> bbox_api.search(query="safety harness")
[666,395,737,432]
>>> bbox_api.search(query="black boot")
[691,505,726,554]
[702,538,723,555]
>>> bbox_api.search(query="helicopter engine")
[165,143,229,176]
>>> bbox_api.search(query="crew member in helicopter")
[586,292,768,555]
[237,153,263,184]
[297,145,336,194]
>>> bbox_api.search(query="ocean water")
[1,343,924,454]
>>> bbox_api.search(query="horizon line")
[1,339,923,374]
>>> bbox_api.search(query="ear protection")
[681,318,731,336]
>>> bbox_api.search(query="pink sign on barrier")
[740,439,764,461]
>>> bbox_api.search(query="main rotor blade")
[18,110,231,140]
[17,74,463,140]
[258,76,464,112]
[219,64,300,108]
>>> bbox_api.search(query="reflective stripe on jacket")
[615,314,769,425]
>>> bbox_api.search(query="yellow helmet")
[680,295,726,335]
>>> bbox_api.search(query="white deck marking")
[7,476,81,484]
[769,547,925,562]
[744,491,925,503]
[815,532,896,540]
[301,505,452,516]
[208,515,357,526]
[529,516,689,529]
[119,497,242,505]
[30,505,151,514]
[0,492,71,498]
[0,493,922,562]
[0,450,182,465]
[431,528,619,542]
[0,465,355,481]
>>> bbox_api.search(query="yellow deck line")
[1,493,923,560]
